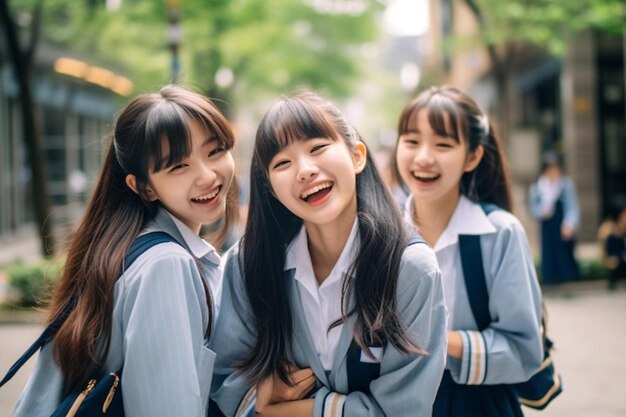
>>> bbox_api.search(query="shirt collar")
[166,212,221,265]
[404,195,496,252]
[285,219,360,297]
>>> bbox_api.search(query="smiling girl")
[13,85,238,416]
[209,91,447,417]
[393,86,543,417]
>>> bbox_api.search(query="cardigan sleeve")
[312,244,447,417]
[561,178,580,230]
[450,214,543,385]
[209,249,258,417]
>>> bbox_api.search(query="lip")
[190,185,222,207]
[298,180,334,200]
[411,170,440,185]
[298,180,334,207]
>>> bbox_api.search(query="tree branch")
[463,0,503,71]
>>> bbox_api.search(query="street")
[0,285,625,416]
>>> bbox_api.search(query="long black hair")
[392,86,513,211]
[239,91,425,385]
[48,84,238,391]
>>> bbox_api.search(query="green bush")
[535,257,609,282]
[6,260,63,307]
[578,258,610,280]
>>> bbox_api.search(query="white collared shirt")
[167,212,224,317]
[404,195,495,326]
[284,220,360,370]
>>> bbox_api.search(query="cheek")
[395,148,412,170]
[220,153,236,178]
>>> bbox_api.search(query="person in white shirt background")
[13,84,239,417]
[210,91,447,417]
[393,86,543,417]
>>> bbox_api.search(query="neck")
[413,191,461,248]
[304,199,357,285]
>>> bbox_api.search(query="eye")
[208,146,226,157]
[402,136,419,145]
[436,142,453,148]
[169,163,188,172]
[311,143,328,153]
[272,160,290,170]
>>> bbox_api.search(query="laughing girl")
[210,91,447,417]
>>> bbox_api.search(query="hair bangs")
[399,92,463,142]
[165,88,236,151]
[256,97,339,170]
[144,101,193,173]
[145,97,235,173]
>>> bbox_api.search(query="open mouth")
[412,171,440,183]
[300,181,333,203]
[191,185,221,204]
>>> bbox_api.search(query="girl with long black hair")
[210,91,447,417]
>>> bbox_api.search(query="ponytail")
[462,123,513,211]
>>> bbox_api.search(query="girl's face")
[140,118,235,234]
[395,110,482,207]
[268,137,366,228]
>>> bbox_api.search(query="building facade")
[423,0,626,242]
[0,36,128,263]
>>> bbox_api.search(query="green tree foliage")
[41,0,381,108]
[455,0,625,135]
[465,0,626,56]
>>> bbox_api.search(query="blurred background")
[0,0,625,416]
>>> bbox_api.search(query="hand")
[561,225,575,240]
[447,331,463,359]
[256,366,316,413]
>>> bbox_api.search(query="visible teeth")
[300,182,332,199]
[193,188,219,201]
[412,171,439,179]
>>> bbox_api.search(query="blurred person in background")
[599,202,626,290]
[529,152,580,285]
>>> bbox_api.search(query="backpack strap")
[458,235,491,331]
[458,203,502,331]
[0,232,178,388]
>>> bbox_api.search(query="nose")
[195,161,217,186]
[414,144,435,167]
[296,157,318,182]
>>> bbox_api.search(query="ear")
[464,145,484,173]
[353,141,367,174]
[125,174,158,201]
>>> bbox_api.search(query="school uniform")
[529,176,580,283]
[404,195,544,417]
[13,207,221,417]
[210,220,447,417]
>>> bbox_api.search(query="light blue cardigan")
[210,241,447,417]
[13,208,219,417]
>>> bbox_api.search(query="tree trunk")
[464,0,511,137]
[0,0,55,256]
